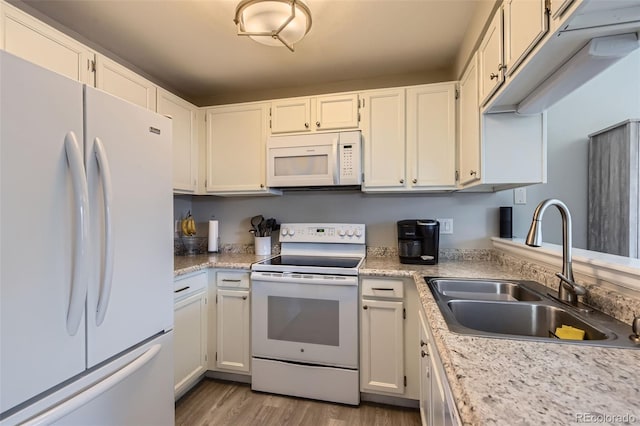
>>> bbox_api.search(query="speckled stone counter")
[361,257,640,426]
[174,253,268,276]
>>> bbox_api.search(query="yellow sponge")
[554,325,585,340]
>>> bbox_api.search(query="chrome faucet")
[525,199,586,305]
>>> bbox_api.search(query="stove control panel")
[279,223,365,244]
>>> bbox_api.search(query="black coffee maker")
[397,220,440,265]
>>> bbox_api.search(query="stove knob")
[281,228,289,236]
[289,228,296,236]
[354,229,362,238]
[347,229,354,237]
[338,229,346,237]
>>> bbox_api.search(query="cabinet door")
[95,55,157,111]
[1,2,94,84]
[406,83,456,189]
[315,93,359,130]
[360,299,404,395]
[503,0,548,76]
[360,89,406,190]
[206,103,269,193]
[271,98,311,134]
[419,310,431,426]
[478,9,504,105]
[458,53,481,187]
[174,290,207,398]
[216,289,250,373]
[157,89,198,193]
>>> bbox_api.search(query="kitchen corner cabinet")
[157,88,198,193]
[419,308,461,426]
[0,1,94,84]
[205,103,279,195]
[458,53,481,187]
[360,277,419,399]
[503,0,548,77]
[270,93,359,134]
[173,271,208,400]
[406,83,457,190]
[478,7,504,106]
[95,55,157,111]
[213,271,251,374]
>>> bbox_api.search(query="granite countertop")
[362,257,640,425]
[174,254,640,425]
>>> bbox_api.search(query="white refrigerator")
[0,51,174,425]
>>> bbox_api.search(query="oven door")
[266,142,338,187]
[251,272,358,368]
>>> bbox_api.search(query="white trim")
[491,237,640,293]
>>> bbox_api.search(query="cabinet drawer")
[361,278,404,299]
[174,271,207,300]
[217,271,250,289]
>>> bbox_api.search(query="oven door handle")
[250,272,358,286]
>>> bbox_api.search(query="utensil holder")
[255,236,271,256]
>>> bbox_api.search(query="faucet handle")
[555,272,586,296]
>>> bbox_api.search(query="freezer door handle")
[94,138,114,327]
[64,132,89,336]
[21,344,162,426]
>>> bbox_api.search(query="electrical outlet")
[437,218,453,234]
[514,188,527,204]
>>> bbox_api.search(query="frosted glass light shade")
[234,0,312,51]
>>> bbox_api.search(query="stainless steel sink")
[447,300,608,340]
[430,278,542,302]
[425,277,640,349]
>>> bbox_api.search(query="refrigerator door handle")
[64,132,89,336]
[21,344,162,426]
[94,138,114,327]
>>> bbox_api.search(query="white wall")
[187,190,512,249]
[512,49,640,248]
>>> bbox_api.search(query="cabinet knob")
[490,73,499,80]
[399,179,404,184]
[260,184,265,188]
[421,350,429,358]
[470,170,477,176]
[242,295,247,300]
[420,339,427,347]
[412,178,417,184]
[316,121,321,128]
[363,305,368,310]
[304,122,309,128]
[498,64,507,71]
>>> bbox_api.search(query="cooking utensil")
[251,215,264,235]
[264,218,276,236]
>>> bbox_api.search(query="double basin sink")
[426,277,639,349]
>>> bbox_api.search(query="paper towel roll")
[208,220,219,252]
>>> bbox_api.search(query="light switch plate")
[514,188,527,205]
[437,218,453,234]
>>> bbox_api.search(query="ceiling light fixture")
[234,0,312,52]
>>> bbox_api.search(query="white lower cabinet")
[173,271,208,400]
[213,271,251,374]
[419,308,461,426]
[359,277,419,400]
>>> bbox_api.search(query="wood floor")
[175,379,421,426]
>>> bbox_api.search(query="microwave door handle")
[332,142,339,184]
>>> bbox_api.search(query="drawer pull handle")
[363,305,368,310]
[174,286,190,293]
[420,339,427,347]
[371,287,394,291]
[421,350,429,358]
[221,279,242,282]
[242,295,247,300]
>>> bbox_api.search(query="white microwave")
[266,131,362,188]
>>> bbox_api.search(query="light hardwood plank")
[176,379,421,426]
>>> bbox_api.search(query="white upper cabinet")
[503,0,549,77]
[458,53,481,187]
[360,88,406,190]
[271,97,312,133]
[0,2,94,84]
[270,93,359,134]
[206,102,279,195]
[157,88,198,193]
[406,82,457,190]
[95,55,157,111]
[549,0,574,21]
[478,8,504,106]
